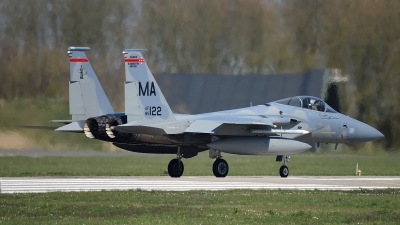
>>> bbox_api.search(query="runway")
[1,176,399,193]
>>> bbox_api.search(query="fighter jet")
[53,47,384,178]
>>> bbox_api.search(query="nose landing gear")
[279,155,290,177]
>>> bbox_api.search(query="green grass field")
[1,189,399,224]
[0,151,399,177]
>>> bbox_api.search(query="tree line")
[0,0,399,149]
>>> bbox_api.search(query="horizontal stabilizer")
[17,125,59,131]
[49,120,73,124]
[55,121,85,133]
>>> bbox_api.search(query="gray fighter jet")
[53,47,384,178]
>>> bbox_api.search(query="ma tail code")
[139,82,156,96]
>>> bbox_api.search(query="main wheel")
[168,159,184,177]
[279,165,289,178]
[213,159,229,177]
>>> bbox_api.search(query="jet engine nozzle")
[105,117,131,140]
[84,118,97,139]
[84,114,128,141]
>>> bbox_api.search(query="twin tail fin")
[123,49,175,124]
[68,47,114,121]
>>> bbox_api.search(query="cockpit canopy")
[273,96,337,113]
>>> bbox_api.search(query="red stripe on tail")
[125,58,145,63]
[70,58,89,62]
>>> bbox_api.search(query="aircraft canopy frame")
[273,96,337,113]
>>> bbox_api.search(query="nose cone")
[356,122,384,142]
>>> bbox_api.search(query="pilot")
[314,100,325,112]
[303,98,322,111]
[309,99,316,110]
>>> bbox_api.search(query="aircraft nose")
[356,122,384,142]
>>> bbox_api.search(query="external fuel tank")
[207,137,311,155]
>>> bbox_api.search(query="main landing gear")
[279,155,290,178]
[210,149,229,177]
[167,148,229,178]
[213,158,229,177]
[168,148,184,177]
[168,158,184,177]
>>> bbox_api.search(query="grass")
[0,189,399,224]
[0,151,399,177]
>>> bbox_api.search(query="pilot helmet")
[302,98,310,107]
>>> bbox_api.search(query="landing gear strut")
[168,148,184,177]
[279,155,290,178]
[210,149,229,177]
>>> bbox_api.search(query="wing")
[184,116,273,133]
[115,115,307,137]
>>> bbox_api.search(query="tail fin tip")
[123,49,147,54]
[68,46,91,51]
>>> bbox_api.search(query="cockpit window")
[302,97,325,111]
[288,97,302,107]
[325,104,337,113]
[273,96,337,113]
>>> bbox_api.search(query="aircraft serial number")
[145,106,161,116]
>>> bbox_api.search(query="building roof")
[156,69,325,114]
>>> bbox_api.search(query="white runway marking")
[1,176,399,194]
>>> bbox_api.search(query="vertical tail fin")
[68,47,114,121]
[123,49,175,124]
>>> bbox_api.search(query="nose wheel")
[213,158,229,177]
[279,165,289,177]
[279,155,290,178]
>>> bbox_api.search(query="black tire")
[168,159,184,178]
[213,159,229,177]
[279,165,289,178]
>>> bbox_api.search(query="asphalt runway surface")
[1,176,399,193]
